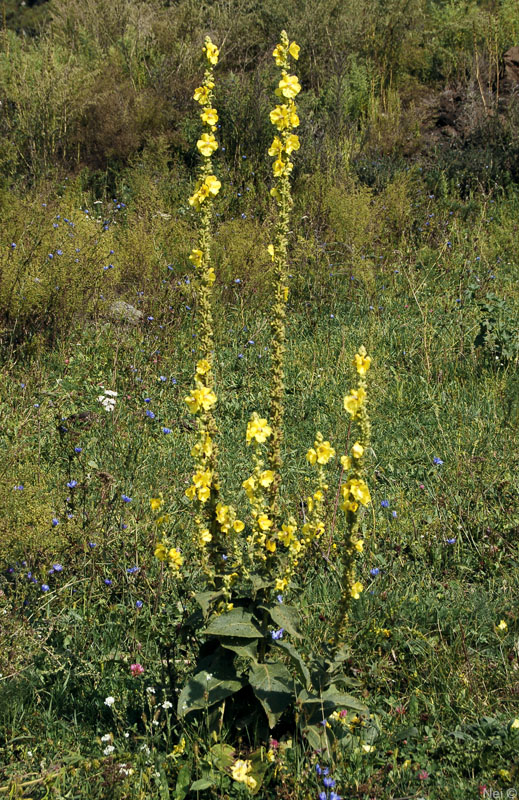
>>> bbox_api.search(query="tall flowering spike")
[265,30,301,523]
[332,347,372,651]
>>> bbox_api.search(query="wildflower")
[370,567,380,576]
[511,719,519,729]
[135,600,143,609]
[200,108,218,126]
[104,579,112,586]
[14,485,24,490]
[162,700,173,709]
[354,349,371,375]
[203,37,219,65]
[121,494,132,503]
[271,628,284,640]
[380,499,389,508]
[197,133,218,157]
[497,620,508,632]
[343,387,366,417]
[352,442,364,459]
[162,427,172,434]
[103,745,115,755]
[104,696,115,707]
[130,663,144,676]
[446,538,456,545]
[231,760,257,790]
[53,564,63,572]
[433,457,444,465]
[189,248,203,267]
[98,390,117,412]
[126,566,139,574]
[418,770,429,780]
[277,73,301,99]
[193,85,211,104]
[67,480,78,489]
[146,410,155,419]
[51,518,59,527]
[246,414,272,444]
[41,584,50,592]
[185,385,217,414]
[350,581,363,599]
[150,495,163,512]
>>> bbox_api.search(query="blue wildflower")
[121,494,132,503]
[380,499,389,508]
[433,457,444,466]
[41,584,50,592]
[135,600,143,608]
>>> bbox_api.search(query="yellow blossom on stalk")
[272,158,287,177]
[277,73,301,99]
[316,441,335,464]
[268,137,284,157]
[206,267,216,283]
[341,455,352,470]
[497,619,508,632]
[344,478,371,507]
[196,359,211,375]
[265,538,276,553]
[352,442,364,459]
[354,349,371,376]
[351,581,364,599]
[203,37,219,65]
[285,134,300,154]
[270,103,299,131]
[234,519,245,533]
[343,386,367,417]
[267,244,275,260]
[511,719,519,729]
[275,577,288,591]
[155,542,168,560]
[193,85,210,104]
[168,548,183,570]
[189,248,203,267]
[197,132,218,157]
[242,476,256,499]
[257,514,273,531]
[200,528,212,544]
[259,470,275,487]
[201,107,218,126]
[185,385,217,414]
[355,539,364,552]
[231,760,256,790]
[150,495,163,512]
[306,448,317,465]
[272,44,285,66]
[246,414,272,445]
[288,41,300,60]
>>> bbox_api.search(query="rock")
[109,300,143,324]
[502,46,519,92]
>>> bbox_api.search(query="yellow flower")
[246,414,272,444]
[206,267,216,284]
[354,538,364,552]
[354,348,371,376]
[497,619,508,632]
[233,519,245,533]
[267,244,275,260]
[259,470,275,487]
[352,442,364,459]
[189,248,203,267]
[185,485,196,500]
[203,38,219,65]
[278,73,301,99]
[204,174,221,197]
[268,137,284,157]
[258,514,273,531]
[185,386,217,414]
[200,528,212,543]
[361,744,374,753]
[275,577,288,591]
[231,760,256,789]
[345,478,371,506]
[196,359,211,375]
[341,499,359,513]
[242,476,256,498]
[351,581,363,599]
[340,455,352,470]
[402,759,412,769]
[197,132,218,157]
[201,107,218,126]
[270,105,291,131]
[216,503,230,524]
[272,158,286,177]
[265,538,277,553]
[168,548,183,570]
[193,85,210,104]
[155,542,168,561]
[285,134,300,154]
[272,43,285,66]
[343,387,367,417]
[511,718,519,729]
[316,441,335,464]
[150,495,163,512]
[288,41,300,60]
[306,448,317,465]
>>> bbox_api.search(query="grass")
[1,189,519,798]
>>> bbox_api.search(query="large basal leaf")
[272,639,311,689]
[249,661,294,728]
[204,607,263,639]
[219,636,259,660]
[194,590,224,616]
[266,604,302,639]
[177,648,245,717]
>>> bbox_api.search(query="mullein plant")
[154,34,373,745]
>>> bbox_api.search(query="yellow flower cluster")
[231,759,256,790]
[268,32,301,181]
[189,37,220,210]
[188,174,221,210]
[306,438,335,465]
[246,413,272,445]
[155,542,184,572]
[185,381,217,414]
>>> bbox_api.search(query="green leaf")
[272,640,311,689]
[205,607,262,639]
[189,778,214,791]
[195,591,224,616]
[174,766,191,800]
[266,604,302,639]
[303,724,331,751]
[177,649,245,717]
[209,743,235,771]
[249,661,294,728]
[248,748,272,795]
[219,636,258,660]
[320,687,368,714]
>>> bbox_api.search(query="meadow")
[2,3,519,799]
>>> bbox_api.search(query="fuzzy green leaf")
[266,604,302,639]
[272,639,311,689]
[204,607,262,639]
[249,661,294,728]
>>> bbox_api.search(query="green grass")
[1,192,518,798]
